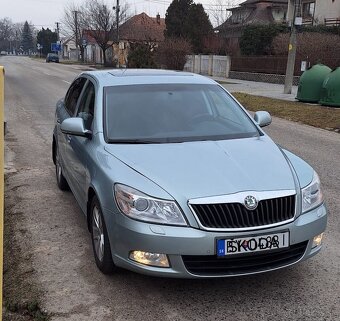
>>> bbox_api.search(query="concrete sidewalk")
[212,77,298,102]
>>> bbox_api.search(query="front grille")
[182,241,308,276]
[191,195,295,229]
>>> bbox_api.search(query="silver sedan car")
[52,69,327,278]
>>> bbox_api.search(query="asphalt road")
[2,56,340,321]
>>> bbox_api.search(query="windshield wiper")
[107,139,162,144]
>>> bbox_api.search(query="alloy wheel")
[92,205,104,262]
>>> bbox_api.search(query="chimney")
[156,13,160,24]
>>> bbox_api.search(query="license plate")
[217,232,289,256]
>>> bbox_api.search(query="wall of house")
[112,42,129,67]
[62,41,77,60]
[63,47,77,60]
[287,0,339,25]
[69,50,78,61]
[287,0,295,22]
[315,0,340,22]
[272,8,286,22]
[84,45,103,64]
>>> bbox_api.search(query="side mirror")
[61,117,92,138]
[254,111,272,128]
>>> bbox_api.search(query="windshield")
[104,84,260,143]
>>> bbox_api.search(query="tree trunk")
[80,46,85,63]
[102,47,107,66]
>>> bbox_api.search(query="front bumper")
[104,203,327,278]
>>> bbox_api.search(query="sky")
[1,0,243,29]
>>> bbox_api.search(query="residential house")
[61,37,77,60]
[82,30,109,64]
[315,0,340,23]
[114,12,165,66]
[215,0,288,52]
[287,0,340,25]
[216,0,287,35]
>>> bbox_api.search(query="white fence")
[184,54,231,78]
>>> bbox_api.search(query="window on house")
[303,2,315,18]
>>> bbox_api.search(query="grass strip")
[232,92,340,131]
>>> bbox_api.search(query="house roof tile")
[217,0,286,31]
[119,12,165,42]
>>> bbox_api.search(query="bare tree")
[82,0,130,66]
[208,0,237,28]
[81,0,114,65]
[62,2,86,61]
[0,18,14,51]
[155,38,192,70]
[13,23,24,53]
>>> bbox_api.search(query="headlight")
[301,172,323,213]
[114,184,187,226]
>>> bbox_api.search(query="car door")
[57,77,87,193]
[66,79,96,209]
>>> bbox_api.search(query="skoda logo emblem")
[244,195,258,211]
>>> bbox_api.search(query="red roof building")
[114,13,165,66]
[119,12,165,42]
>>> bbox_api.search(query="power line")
[144,0,237,6]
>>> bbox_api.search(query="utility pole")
[55,22,60,41]
[55,22,61,58]
[116,0,120,43]
[114,0,120,67]
[73,10,80,61]
[284,0,302,94]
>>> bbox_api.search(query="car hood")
[104,136,296,199]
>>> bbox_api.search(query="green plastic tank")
[296,64,332,103]
[319,67,340,107]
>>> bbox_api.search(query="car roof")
[81,69,217,87]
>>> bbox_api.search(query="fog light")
[129,251,170,268]
[312,233,324,248]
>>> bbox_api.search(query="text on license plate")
[217,232,289,256]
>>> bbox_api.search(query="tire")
[55,144,69,191]
[90,196,116,274]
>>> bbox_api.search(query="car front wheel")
[91,196,116,274]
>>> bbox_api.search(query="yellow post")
[0,66,4,320]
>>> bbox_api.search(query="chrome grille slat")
[191,195,296,229]
[224,204,236,227]
[280,197,285,221]
[218,204,229,227]
[231,203,241,228]
[212,204,223,228]
[209,205,218,226]
[258,202,264,226]
[237,204,247,227]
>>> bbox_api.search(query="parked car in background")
[46,53,59,63]
[52,69,327,278]
[0,51,7,55]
